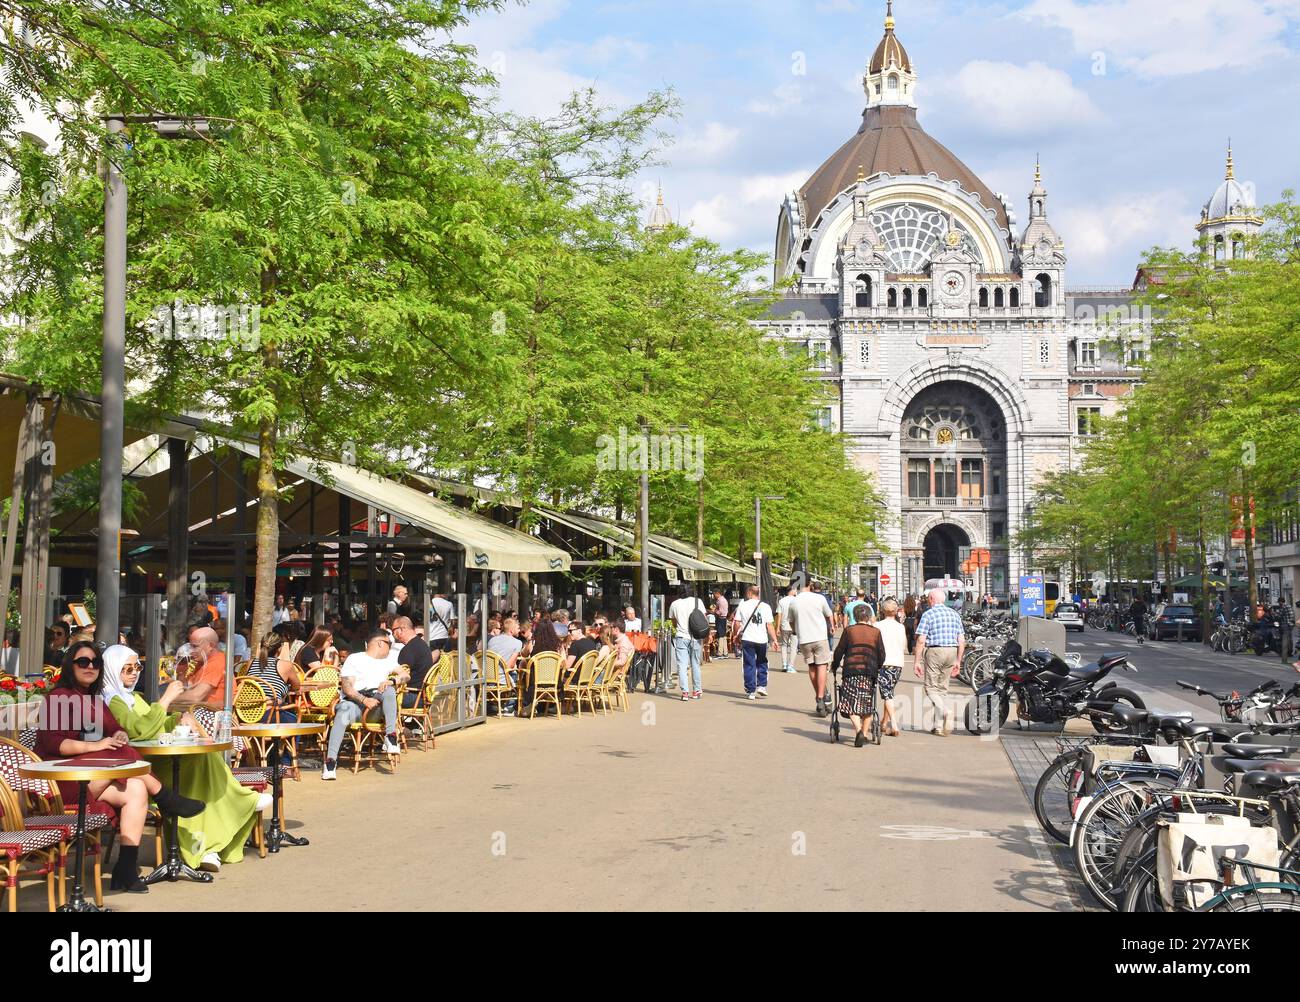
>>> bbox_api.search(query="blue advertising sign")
[1019,575,1045,618]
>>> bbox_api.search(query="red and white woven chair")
[0,781,60,911]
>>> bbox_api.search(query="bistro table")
[17,758,151,912]
[232,722,325,852]
[130,738,233,884]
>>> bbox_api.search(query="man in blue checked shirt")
[912,588,965,736]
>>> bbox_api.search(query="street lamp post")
[95,115,212,646]
[754,495,784,555]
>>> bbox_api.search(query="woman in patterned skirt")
[830,605,887,747]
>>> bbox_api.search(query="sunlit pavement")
[85,652,1076,913]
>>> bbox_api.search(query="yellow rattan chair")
[564,650,601,717]
[397,661,442,753]
[605,655,630,712]
[527,652,563,718]
[478,650,513,717]
[0,780,58,912]
[588,649,617,715]
[295,666,340,758]
[344,699,400,774]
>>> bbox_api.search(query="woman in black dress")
[830,605,887,747]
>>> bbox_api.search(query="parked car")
[1053,602,1084,632]
[1154,604,1201,640]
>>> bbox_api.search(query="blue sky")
[458,0,1300,286]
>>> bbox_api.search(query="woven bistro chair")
[527,652,564,718]
[605,653,631,713]
[294,666,340,759]
[563,650,601,717]
[588,650,617,715]
[0,780,59,912]
[397,665,442,753]
[343,702,399,774]
[0,736,117,906]
[478,650,512,717]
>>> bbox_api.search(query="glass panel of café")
[900,381,1010,597]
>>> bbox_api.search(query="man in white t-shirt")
[733,584,778,700]
[790,581,834,716]
[668,586,707,701]
[322,629,408,780]
[622,606,643,633]
[775,585,799,674]
[427,593,456,653]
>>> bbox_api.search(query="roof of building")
[761,294,840,322]
[869,3,911,73]
[797,105,1009,233]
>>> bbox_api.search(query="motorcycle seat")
[1068,666,1102,682]
[1222,743,1291,759]
[1098,653,1128,670]
[1243,770,1300,791]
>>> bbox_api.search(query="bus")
[1044,581,1062,617]
[925,577,967,611]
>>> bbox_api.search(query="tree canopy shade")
[1,1,884,639]
[1018,193,1300,630]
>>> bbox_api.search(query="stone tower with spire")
[1019,159,1066,311]
[864,1,916,108]
[646,184,672,233]
[1196,143,1264,263]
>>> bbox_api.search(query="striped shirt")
[916,604,965,648]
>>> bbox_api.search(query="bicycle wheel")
[1119,847,1166,912]
[1033,750,1087,845]
[1208,889,1300,912]
[1074,778,1176,910]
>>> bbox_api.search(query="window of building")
[902,287,913,308]
[815,407,834,432]
[1082,382,1096,396]
[1079,340,1097,367]
[855,274,872,308]
[992,520,1006,542]
[994,287,1004,308]
[1214,235,1225,261]
[907,459,930,499]
[1077,406,1102,437]
[1035,273,1052,308]
[859,339,871,366]
[934,459,958,498]
[1010,287,1020,307]
[1039,339,1050,366]
[978,288,989,308]
[918,288,928,308]
[809,340,830,371]
[959,458,984,499]
[1127,340,1147,366]
[991,469,1002,496]
[887,287,898,308]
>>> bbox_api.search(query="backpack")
[687,599,710,640]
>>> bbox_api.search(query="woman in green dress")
[101,645,271,873]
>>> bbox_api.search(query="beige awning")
[221,442,570,574]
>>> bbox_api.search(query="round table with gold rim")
[131,739,233,885]
[17,758,151,913]
[232,722,325,852]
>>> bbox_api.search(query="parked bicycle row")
[1024,665,1300,912]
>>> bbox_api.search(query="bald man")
[185,626,229,708]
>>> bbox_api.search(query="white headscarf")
[101,644,142,710]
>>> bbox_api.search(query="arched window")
[1034,273,1052,308]
[993,287,1005,308]
[978,288,989,308]
[1214,236,1225,262]
[1010,287,1020,308]
[855,274,872,308]
[902,287,913,308]
[918,288,928,308]
[1232,233,1244,260]
[887,287,898,308]
[887,74,899,92]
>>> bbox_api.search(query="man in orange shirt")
[186,626,228,708]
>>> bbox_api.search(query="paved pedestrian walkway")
[99,655,1072,912]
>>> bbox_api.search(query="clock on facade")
[942,271,965,296]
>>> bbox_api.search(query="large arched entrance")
[923,523,970,581]
[900,380,1010,595]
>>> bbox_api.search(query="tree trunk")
[695,480,705,559]
[251,415,279,646]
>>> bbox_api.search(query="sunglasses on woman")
[71,656,104,670]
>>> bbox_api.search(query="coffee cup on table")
[174,724,193,741]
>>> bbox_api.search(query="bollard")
[1177,621,1183,644]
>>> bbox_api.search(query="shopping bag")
[1157,813,1280,911]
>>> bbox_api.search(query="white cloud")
[747,82,808,115]
[668,122,742,164]
[679,171,807,243]
[1020,0,1300,77]
[1056,189,1194,277]
[928,61,1104,136]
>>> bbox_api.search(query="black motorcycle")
[965,640,1145,734]
[1250,608,1284,657]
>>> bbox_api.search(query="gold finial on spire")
[656,182,665,206]
[1035,155,1042,186]
[885,0,895,30]
[857,163,866,183]
[1225,141,1235,181]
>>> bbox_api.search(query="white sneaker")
[748,692,757,700]
[199,852,221,873]
[383,736,402,755]
[783,665,797,673]
[756,687,768,698]
[322,763,337,781]
[254,792,273,814]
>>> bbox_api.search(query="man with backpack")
[733,584,778,701]
[668,585,709,701]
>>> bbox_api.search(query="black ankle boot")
[109,844,148,893]
[153,785,205,819]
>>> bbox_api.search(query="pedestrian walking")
[776,584,798,673]
[830,604,887,746]
[790,581,834,716]
[733,584,778,700]
[875,598,906,736]
[912,587,965,736]
[713,590,730,659]
[668,586,707,701]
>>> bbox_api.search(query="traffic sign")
[879,572,891,589]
